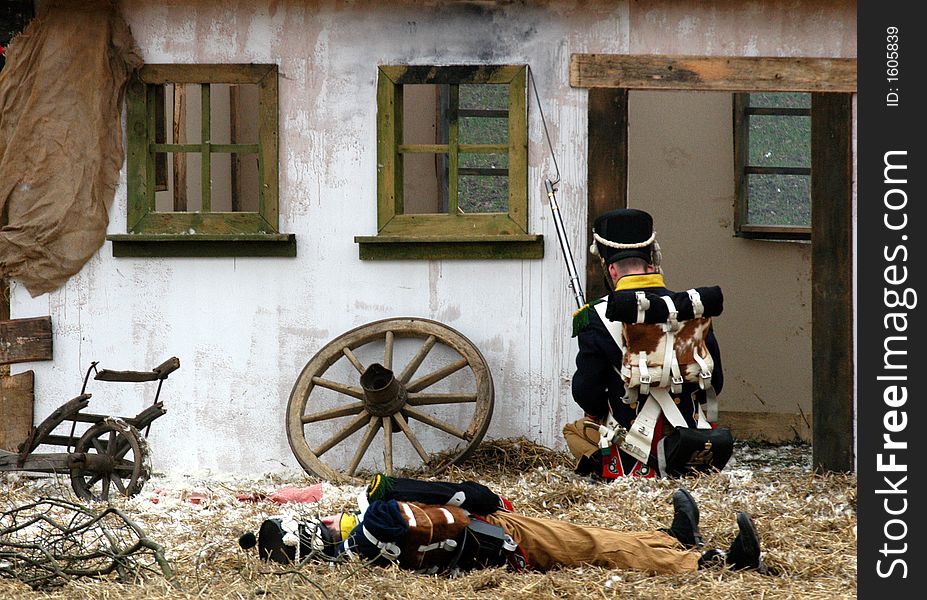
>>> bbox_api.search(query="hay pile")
[0,439,856,599]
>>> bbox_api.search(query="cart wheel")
[70,418,151,501]
[286,318,494,484]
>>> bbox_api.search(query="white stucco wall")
[10,0,856,476]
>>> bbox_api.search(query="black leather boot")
[726,512,764,571]
[664,488,704,548]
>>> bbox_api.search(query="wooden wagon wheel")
[286,318,494,484]
[69,418,151,501]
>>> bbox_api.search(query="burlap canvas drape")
[0,0,141,297]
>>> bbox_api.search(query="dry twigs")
[0,496,173,590]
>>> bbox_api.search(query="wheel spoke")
[311,377,364,400]
[312,412,369,458]
[406,358,470,393]
[107,430,116,455]
[101,476,111,499]
[91,437,107,454]
[398,335,436,384]
[346,417,382,477]
[392,412,430,463]
[382,417,394,475]
[407,393,478,406]
[383,331,394,370]
[302,402,365,424]
[342,347,366,374]
[110,474,127,495]
[86,472,103,488]
[402,406,469,440]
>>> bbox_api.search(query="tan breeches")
[483,511,700,574]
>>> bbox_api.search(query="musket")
[528,68,586,310]
[545,178,585,310]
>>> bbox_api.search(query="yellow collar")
[615,273,666,291]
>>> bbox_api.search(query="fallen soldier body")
[239,475,766,575]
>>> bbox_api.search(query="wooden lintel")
[0,316,53,365]
[570,54,857,93]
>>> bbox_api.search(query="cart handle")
[94,357,181,383]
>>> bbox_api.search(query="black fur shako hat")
[591,208,657,265]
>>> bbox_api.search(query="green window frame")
[109,64,295,257]
[356,64,543,260]
[733,92,812,241]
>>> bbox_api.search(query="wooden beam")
[1,371,34,452]
[811,93,854,472]
[0,317,52,365]
[172,84,188,211]
[585,89,628,300]
[719,410,812,444]
[570,55,857,93]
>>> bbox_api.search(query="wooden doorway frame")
[570,54,857,472]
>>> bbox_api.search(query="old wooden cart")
[0,357,179,501]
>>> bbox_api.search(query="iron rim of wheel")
[70,418,151,501]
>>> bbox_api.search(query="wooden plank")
[201,83,212,212]
[570,55,857,92]
[810,93,854,472]
[109,234,297,258]
[507,66,528,231]
[230,84,242,212]
[732,93,749,234]
[376,68,401,222]
[172,83,188,212]
[0,317,52,365]
[129,211,277,235]
[718,410,812,444]
[259,66,279,225]
[378,213,528,237]
[355,237,544,260]
[447,84,460,215]
[140,63,274,85]
[126,75,150,231]
[378,64,524,85]
[0,371,34,452]
[585,88,628,300]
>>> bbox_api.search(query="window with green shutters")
[356,64,543,260]
[110,64,295,257]
[733,92,812,241]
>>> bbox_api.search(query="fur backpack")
[597,286,733,476]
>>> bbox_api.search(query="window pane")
[403,152,448,214]
[748,115,810,167]
[161,83,202,144]
[748,92,811,109]
[402,84,449,145]
[458,175,508,214]
[211,83,260,145]
[153,152,202,213]
[460,152,508,170]
[459,84,508,110]
[211,152,261,212]
[747,174,810,226]
[459,115,508,145]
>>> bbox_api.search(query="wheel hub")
[360,363,407,417]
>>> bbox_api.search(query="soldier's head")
[590,208,661,282]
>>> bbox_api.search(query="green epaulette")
[572,297,605,337]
